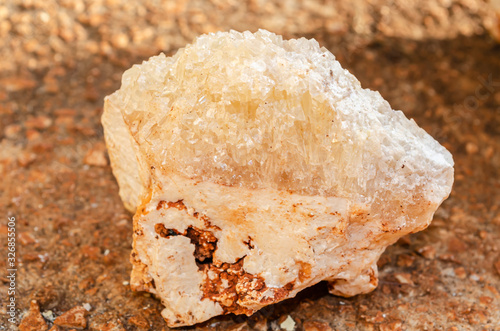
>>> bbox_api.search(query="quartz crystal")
[102,29,454,327]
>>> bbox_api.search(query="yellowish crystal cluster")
[103,30,454,327]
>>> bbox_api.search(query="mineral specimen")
[102,29,454,327]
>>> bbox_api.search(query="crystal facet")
[102,29,454,327]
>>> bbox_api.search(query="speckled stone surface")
[1,1,499,330]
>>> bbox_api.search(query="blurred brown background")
[1,0,500,330]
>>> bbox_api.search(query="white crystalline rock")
[102,29,454,327]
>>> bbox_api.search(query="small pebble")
[53,306,88,329]
[84,149,108,167]
[19,301,48,331]
[280,315,296,331]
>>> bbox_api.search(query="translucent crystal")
[102,29,454,327]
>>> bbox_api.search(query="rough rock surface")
[102,30,454,327]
